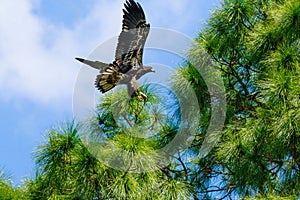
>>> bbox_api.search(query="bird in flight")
[76,0,154,100]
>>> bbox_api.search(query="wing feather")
[115,0,150,69]
[95,63,125,93]
[95,0,150,94]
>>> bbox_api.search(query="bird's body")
[76,0,154,99]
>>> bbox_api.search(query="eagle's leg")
[129,77,147,101]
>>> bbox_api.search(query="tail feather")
[75,57,108,71]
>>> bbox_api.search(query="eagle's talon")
[138,91,147,101]
[131,91,147,101]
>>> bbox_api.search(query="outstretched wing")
[115,0,150,71]
[95,0,150,94]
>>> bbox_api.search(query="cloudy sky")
[0,0,220,185]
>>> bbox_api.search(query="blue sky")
[0,0,220,185]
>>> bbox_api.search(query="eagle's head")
[142,66,155,77]
[143,66,155,73]
[135,66,154,80]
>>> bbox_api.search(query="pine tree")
[9,0,299,199]
[172,0,299,198]
[26,87,193,199]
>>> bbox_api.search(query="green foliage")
[177,0,300,199]
[0,170,29,199]
[21,86,193,199]
[1,0,299,199]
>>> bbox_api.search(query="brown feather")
[77,0,153,96]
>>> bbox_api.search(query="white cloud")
[0,0,72,103]
[0,0,219,105]
[0,0,123,104]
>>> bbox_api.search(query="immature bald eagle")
[76,0,154,100]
